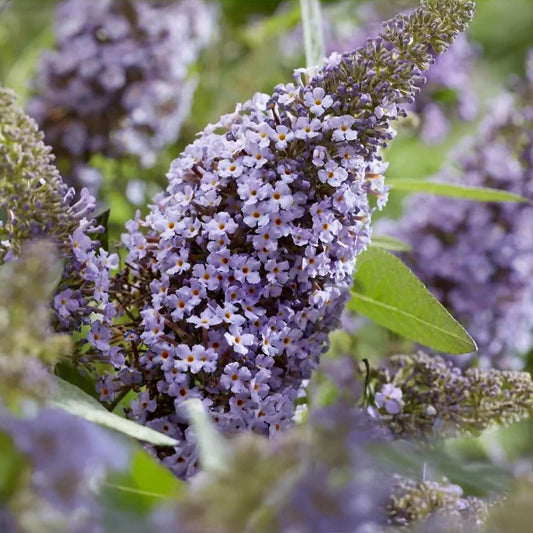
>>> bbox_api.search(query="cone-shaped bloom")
[0,88,87,262]
[93,0,475,478]
[0,86,119,335]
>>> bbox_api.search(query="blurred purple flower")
[382,52,533,368]
[28,0,217,194]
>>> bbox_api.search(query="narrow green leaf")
[370,234,412,252]
[0,431,27,501]
[348,248,477,354]
[130,448,183,499]
[391,179,529,203]
[54,359,99,400]
[101,451,183,520]
[49,377,178,447]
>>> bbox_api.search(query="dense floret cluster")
[82,0,476,479]
[389,475,491,531]
[282,0,478,143]
[28,0,217,193]
[384,53,533,368]
[0,87,88,262]
[372,352,533,439]
[0,86,120,339]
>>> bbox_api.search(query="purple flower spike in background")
[28,0,218,194]
[384,51,533,369]
[86,0,476,479]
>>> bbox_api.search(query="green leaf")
[390,179,529,203]
[49,376,178,447]
[103,448,184,514]
[348,248,476,354]
[130,448,183,498]
[54,359,99,400]
[300,0,325,70]
[370,234,412,252]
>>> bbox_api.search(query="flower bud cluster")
[389,475,490,531]
[281,1,478,143]
[372,352,533,440]
[384,53,533,368]
[0,242,69,407]
[80,0,476,479]
[0,87,87,262]
[28,0,217,193]
[0,86,120,342]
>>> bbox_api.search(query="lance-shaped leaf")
[390,179,529,203]
[348,248,476,354]
[49,376,178,447]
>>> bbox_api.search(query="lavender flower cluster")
[282,0,478,143]
[28,0,217,193]
[372,352,533,440]
[0,84,120,341]
[384,52,533,368]
[77,0,478,479]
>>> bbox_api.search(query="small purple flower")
[53,289,80,319]
[220,362,252,394]
[375,383,403,415]
[224,325,255,355]
[304,87,333,116]
[87,320,112,351]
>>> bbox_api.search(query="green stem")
[299,0,325,71]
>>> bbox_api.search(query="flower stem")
[299,0,325,71]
